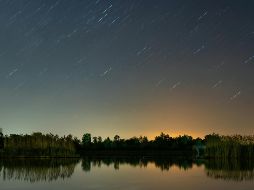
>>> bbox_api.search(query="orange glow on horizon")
[146,131,205,140]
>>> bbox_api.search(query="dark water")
[0,157,254,190]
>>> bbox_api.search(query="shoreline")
[0,151,198,159]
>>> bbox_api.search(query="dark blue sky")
[0,0,254,138]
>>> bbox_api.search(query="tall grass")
[205,134,254,159]
[2,133,78,157]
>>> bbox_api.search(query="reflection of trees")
[3,157,253,182]
[81,156,195,172]
[81,157,254,181]
[82,157,148,172]
[82,158,91,172]
[0,158,79,182]
[205,159,254,181]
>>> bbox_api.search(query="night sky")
[0,0,254,139]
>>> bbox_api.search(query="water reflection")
[81,157,199,172]
[81,156,254,181]
[0,158,79,182]
[0,157,254,183]
[205,159,254,181]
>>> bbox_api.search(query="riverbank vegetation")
[0,133,79,157]
[204,134,254,159]
[0,132,254,158]
[81,133,199,151]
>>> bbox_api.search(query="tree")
[93,137,98,144]
[154,132,172,148]
[2,133,77,156]
[103,137,112,149]
[97,136,102,143]
[82,133,91,147]
[0,131,4,149]
[114,135,120,142]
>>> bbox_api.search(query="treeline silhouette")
[80,133,201,153]
[1,132,254,158]
[0,132,203,157]
[1,133,79,157]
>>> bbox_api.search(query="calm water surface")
[0,157,254,190]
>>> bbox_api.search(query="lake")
[0,157,254,190]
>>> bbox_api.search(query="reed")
[205,134,254,159]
